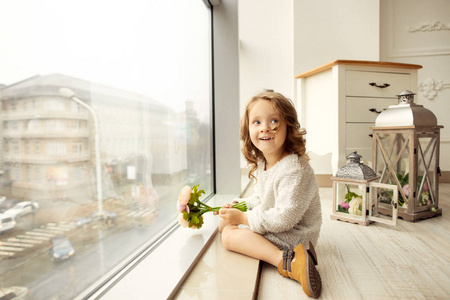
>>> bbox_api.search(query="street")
[0,196,173,300]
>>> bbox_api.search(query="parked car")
[4,201,39,219]
[49,235,75,262]
[0,213,16,233]
[75,217,93,227]
[0,198,21,213]
[0,286,29,300]
[91,210,117,222]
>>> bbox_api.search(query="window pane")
[0,1,212,299]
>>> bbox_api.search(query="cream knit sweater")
[240,154,322,249]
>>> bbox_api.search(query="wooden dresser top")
[295,60,423,79]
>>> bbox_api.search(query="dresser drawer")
[345,123,374,164]
[346,123,373,149]
[346,71,411,97]
[346,97,398,123]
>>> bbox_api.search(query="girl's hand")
[213,203,233,215]
[219,208,247,225]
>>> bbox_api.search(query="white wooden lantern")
[331,152,399,226]
[372,90,443,222]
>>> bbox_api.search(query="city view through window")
[0,1,213,299]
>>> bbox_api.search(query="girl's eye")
[253,121,260,125]
[271,119,279,124]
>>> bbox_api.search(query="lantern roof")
[335,152,377,180]
[375,90,437,127]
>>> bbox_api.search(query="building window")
[35,166,42,183]
[72,142,82,155]
[0,0,213,298]
[73,166,84,182]
[28,119,40,132]
[25,141,30,155]
[45,120,66,132]
[46,141,67,156]
[11,165,21,181]
[11,121,18,131]
[34,141,40,154]
[44,98,65,111]
[11,140,20,153]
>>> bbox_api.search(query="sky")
[0,0,211,120]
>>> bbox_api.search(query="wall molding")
[419,78,450,100]
[408,20,450,32]
[383,2,450,58]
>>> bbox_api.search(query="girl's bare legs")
[220,222,282,267]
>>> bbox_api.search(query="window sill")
[83,194,238,300]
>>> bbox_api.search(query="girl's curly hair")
[240,90,308,180]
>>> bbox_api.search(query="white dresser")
[296,60,422,181]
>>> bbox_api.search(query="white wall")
[238,0,294,114]
[380,0,450,171]
[293,0,380,76]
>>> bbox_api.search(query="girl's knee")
[218,218,228,233]
[221,224,238,250]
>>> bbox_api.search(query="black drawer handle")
[369,108,382,114]
[369,82,390,89]
[369,134,373,138]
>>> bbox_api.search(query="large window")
[0,1,213,299]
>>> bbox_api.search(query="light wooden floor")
[257,184,450,300]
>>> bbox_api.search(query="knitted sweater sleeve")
[240,194,261,209]
[235,193,260,210]
[246,160,316,235]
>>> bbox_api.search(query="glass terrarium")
[331,152,398,226]
[372,90,443,222]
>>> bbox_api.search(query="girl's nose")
[260,128,270,133]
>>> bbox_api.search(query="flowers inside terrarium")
[394,173,432,207]
[337,184,362,215]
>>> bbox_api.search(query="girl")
[217,90,322,298]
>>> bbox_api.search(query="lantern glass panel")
[417,135,437,209]
[375,132,410,208]
[335,182,365,217]
[369,182,398,226]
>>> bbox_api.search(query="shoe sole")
[303,241,322,298]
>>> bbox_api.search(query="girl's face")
[248,99,287,160]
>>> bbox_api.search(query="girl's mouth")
[260,137,272,141]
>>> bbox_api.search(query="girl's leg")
[218,218,228,234]
[221,224,282,267]
[221,224,322,298]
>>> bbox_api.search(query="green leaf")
[337,205,348,213]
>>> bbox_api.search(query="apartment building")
[0,74,186,204]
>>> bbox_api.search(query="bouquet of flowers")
[177,184,247,229]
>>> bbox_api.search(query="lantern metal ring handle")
[369,82,390,89]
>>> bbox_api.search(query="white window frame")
[78,1,240,299]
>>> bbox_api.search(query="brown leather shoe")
[277,241,322,298]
